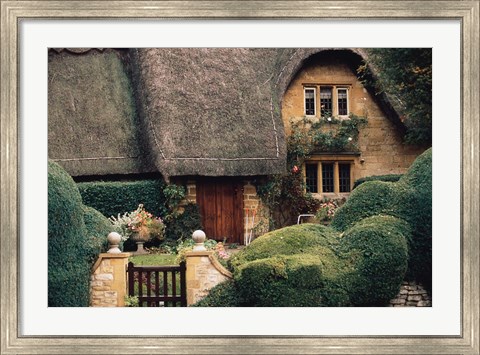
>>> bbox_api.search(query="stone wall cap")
[98,252,132,258]
[185,251,214,257]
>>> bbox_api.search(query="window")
[303,85,350,117]
[337,88,348,116]
[320,87,333,117]
[338,163,351,192]
[304,160,353,195]
[304,88,316,116]
[305,164,318,193]
[321,163,334,193]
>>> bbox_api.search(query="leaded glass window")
[339,163,351,192]
[304,88,315,116]
[305,164,318,193]
[320,87,333,118]
[337,88,348,116]
[322,163,334,193]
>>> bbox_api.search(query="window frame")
[302,156,356,197]
[304,87,316,117]
[302,84,351,118]
[336,87,349,117]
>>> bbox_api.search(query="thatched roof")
[48,49,155,176]
[48,48,405,179]
[131,48,287,179]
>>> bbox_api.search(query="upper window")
[337,88,348,116]
[303,85,350,118]
[304,88,316,116]
[320,87,333,118]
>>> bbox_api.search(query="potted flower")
[109,204,165,254]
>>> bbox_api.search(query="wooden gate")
[127,262,187,307]
[196,178,244,244]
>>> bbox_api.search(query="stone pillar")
[90,253,131,307]
[185,230,233,305]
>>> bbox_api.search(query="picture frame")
[1,1,478,354]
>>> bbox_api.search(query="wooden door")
[196,178,243,244]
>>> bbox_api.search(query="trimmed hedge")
[332,148,432,289]
[77,179,167,218]
[191,280,242,307]
[83,205,112,263]
[229,223,339,271]
[224,221,408,307]
[352,174,403,190]
[340,215,410,306]
[48,161,91,307]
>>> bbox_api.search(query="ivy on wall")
[256,114,368,229]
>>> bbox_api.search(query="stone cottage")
[48,48,427,245]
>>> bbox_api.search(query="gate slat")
[171,270,177,307]
[155,271,160,307]
[163,271,168,307]
[126,262,186,307]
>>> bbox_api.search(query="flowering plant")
[315,199,345,222]
[109,204,165,242]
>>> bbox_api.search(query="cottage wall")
[281,54,425,190]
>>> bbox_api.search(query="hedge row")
[77,180,202,246]
[77,179,167,219]
[352,174,403,189]
[48,161,111,307]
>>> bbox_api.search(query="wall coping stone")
[185,250,233,278]
[91,252,131,272]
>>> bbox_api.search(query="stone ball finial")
[192,230,207,251]
[107,232,122,253]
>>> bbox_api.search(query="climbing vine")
[256,114,368,229]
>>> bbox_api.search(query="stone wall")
[243,181,269,244]
[185,250,233,306]
[389,281,432,307]
[90,253,130,307]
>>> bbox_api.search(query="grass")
[129,253,177,266]
[128,252,182,306]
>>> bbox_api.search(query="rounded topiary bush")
[83,205,112,265]
[192,280,242,307]
[331,148,432,290]
[229,223,339,272]
[235,254,326,307]
[339,215,410,306]
[48,160,91,307]
[330,180,397,232]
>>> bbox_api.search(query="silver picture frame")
[1,1,479,354]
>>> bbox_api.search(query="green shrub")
[339,215,410,306]
[235,254,331,307]
[229,223,339,272]
[330,181,397,232]
[352,174,403,189]
[48,161,91,307]
[332,148,432,290]
[83,205,112,264]
[164,203,202,243]
[77,179,167,218]
[191,280,242,307]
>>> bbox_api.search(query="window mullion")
[333,161,339,194]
